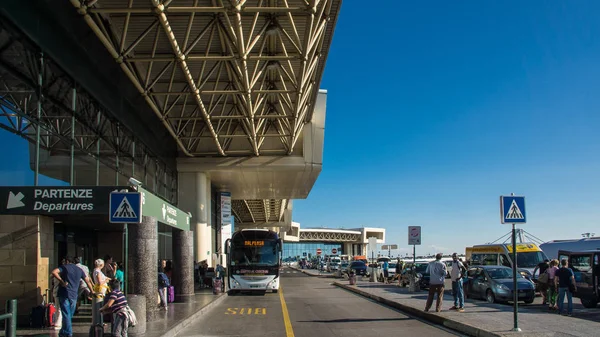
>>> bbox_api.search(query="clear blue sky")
[2,2,600,256]
[293,1,600,256]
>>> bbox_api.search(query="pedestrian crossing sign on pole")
[109,192,142,223]
[500,196,526,224]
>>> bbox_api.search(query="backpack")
[158,272,170,287]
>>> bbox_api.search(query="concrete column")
[197,172,211,264]
[128,216,159,321]
[127,294,147,336]
[178,172,212,265]
[173,230,194,302]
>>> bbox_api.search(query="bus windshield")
[231,240,279,266]
[516,251,548,268]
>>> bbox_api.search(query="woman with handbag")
[534,259,550,305]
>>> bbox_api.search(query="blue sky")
[2,2,600,256]
[293,1,600,255]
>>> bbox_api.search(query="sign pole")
[123,223,128,295]
[512,222,520,331]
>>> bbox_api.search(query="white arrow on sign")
[7,191,25,209]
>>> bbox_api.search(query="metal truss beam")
[68,0,339,157]
[0,24,177,202]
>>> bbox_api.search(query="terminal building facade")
[281,223,385,260]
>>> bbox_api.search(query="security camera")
[128,177,143,187]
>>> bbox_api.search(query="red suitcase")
[44,289,57,328]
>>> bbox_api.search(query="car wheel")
[581,297,599,308]
[486,289,495,304]
[524,297,534,304]
[272,289,278,294]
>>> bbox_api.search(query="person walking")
[74,257,91,315]
[395,259,403,286]
[555,258,577,316]
[449,253,466,312]
[424,253,447,313]
[533,259,550,305]
[100,279,129,337]
[158,268,170,311]
[547,259,559,310]
[51,256,95,337]
[382,259,390,284]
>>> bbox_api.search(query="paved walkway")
[333,279,600,337]
[1,289,225,337]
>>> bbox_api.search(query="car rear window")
[351,262,365,267]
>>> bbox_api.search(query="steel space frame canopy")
[70,0,341,157]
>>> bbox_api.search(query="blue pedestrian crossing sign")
[500,196,526,224]
[109,192,142,223]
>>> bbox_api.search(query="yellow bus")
[466,243,549,275]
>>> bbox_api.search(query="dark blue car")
[348,261,369,276]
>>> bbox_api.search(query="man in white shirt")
[449,253,466,312]
[425,253,447,312]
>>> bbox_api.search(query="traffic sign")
[408,226,421,245]
[331,248,338,254]
[500,196,526,224]
[316,248,322,255]
[109,192,142,223]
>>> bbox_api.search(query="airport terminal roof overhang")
[69,0,342,157]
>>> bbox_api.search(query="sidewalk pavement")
[0,289,225,337]
[333,279,600,337]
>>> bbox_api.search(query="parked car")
[399,262,430,289]
[347,261,369,276]
[464,265,535,304]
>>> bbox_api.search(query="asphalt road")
[177,267,464,337]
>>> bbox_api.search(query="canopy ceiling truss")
[70,0,340,157]
[232,198,287,225]
[299,231,360,242]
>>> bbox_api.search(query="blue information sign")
[109,192,142,223]
[500,196,526,224]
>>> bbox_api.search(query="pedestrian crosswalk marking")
[506,199,524,220]
[112,196,138,219]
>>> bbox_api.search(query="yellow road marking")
[279,288,295,337]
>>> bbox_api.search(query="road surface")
[177,267,464,337]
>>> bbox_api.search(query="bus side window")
[500,254,512,268]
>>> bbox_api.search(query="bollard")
[349,272,356,285]
[4,299,16,337]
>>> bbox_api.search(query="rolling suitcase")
[89,323,104,337]
[212,278,222,295]
[167,286,175,303]
[44,289,57,328]
[30,305,45,328]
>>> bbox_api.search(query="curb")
[158,293,228,337]
[333,282,502,337]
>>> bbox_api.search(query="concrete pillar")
[128,216,159,321]
[173,230,194,302]
[178,172,212,265]
[197,172,211,265]
[127,294,147,336]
